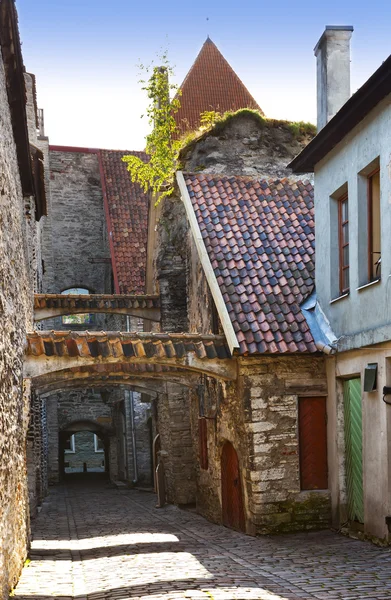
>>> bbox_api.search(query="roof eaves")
[176,170,239,356]
[289,54,391,173]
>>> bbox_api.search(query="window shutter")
[299,397,328,490]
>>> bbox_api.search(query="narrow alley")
[12,481,391,600]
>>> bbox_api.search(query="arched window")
[61,287,94,326]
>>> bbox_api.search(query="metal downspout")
[126,316,138,483]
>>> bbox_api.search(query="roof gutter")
[176,171,240,356]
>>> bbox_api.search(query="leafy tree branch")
[122,52,181,202]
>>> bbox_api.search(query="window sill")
[330,292,349,305]
[357,278,381,292]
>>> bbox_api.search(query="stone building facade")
[0,2,47,596]
[37,146,153,486]
[150,112,332,534]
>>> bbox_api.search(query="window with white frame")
[64,434,75,453]
[94,434,104,453]
[358,158,381,286]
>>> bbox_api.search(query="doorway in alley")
[221,441,245,532]
[343,378,364,524]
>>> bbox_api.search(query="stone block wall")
[189,377,253,531]
[0,57,36,598]
[43,149,112,296]
[157,385,196,505]
[240,356,331,534]
[27,393,48,517]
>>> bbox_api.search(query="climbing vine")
[122,52,181,202]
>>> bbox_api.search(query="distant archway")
[59,420,111,480]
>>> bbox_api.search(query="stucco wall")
[314,95,391,346]
[325,346,391,542]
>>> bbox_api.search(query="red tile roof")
[175,38,263,134]
[98,150,149,294]
[185,173,317,354]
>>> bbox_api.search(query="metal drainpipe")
[126,316,138,483]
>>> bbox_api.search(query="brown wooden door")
[221,441,245,532]
[299,397,328,490]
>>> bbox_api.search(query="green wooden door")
[343,378,364,524]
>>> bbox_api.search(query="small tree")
[122,53,181,202]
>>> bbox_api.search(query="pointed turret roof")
[175,38,263,133]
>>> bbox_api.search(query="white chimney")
[314,26,353,130]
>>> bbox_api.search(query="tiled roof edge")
[176,170,239,355]
[97,150,120,293]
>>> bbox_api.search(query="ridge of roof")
[289,54,391,173]
[175,38,263,133]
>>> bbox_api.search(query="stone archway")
[59,419,111,480]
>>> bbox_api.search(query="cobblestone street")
[12,480,391,600]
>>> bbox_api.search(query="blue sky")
[17,0,391,150]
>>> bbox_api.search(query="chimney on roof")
[314,26,353,130]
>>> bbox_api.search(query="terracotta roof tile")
[99,150,149,294]
[175,37,262,133]
[185,173,316,354]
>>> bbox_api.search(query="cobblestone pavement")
[12,479,391,600]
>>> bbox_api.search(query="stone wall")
[27,393,48,517]
[189,377,251,527]
[43,149,112,296]
[181,113,314,181]
[0,57,36,598]
[157,385,196,505]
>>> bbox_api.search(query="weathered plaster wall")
[0,59,35,598]
[181,114,314,181]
